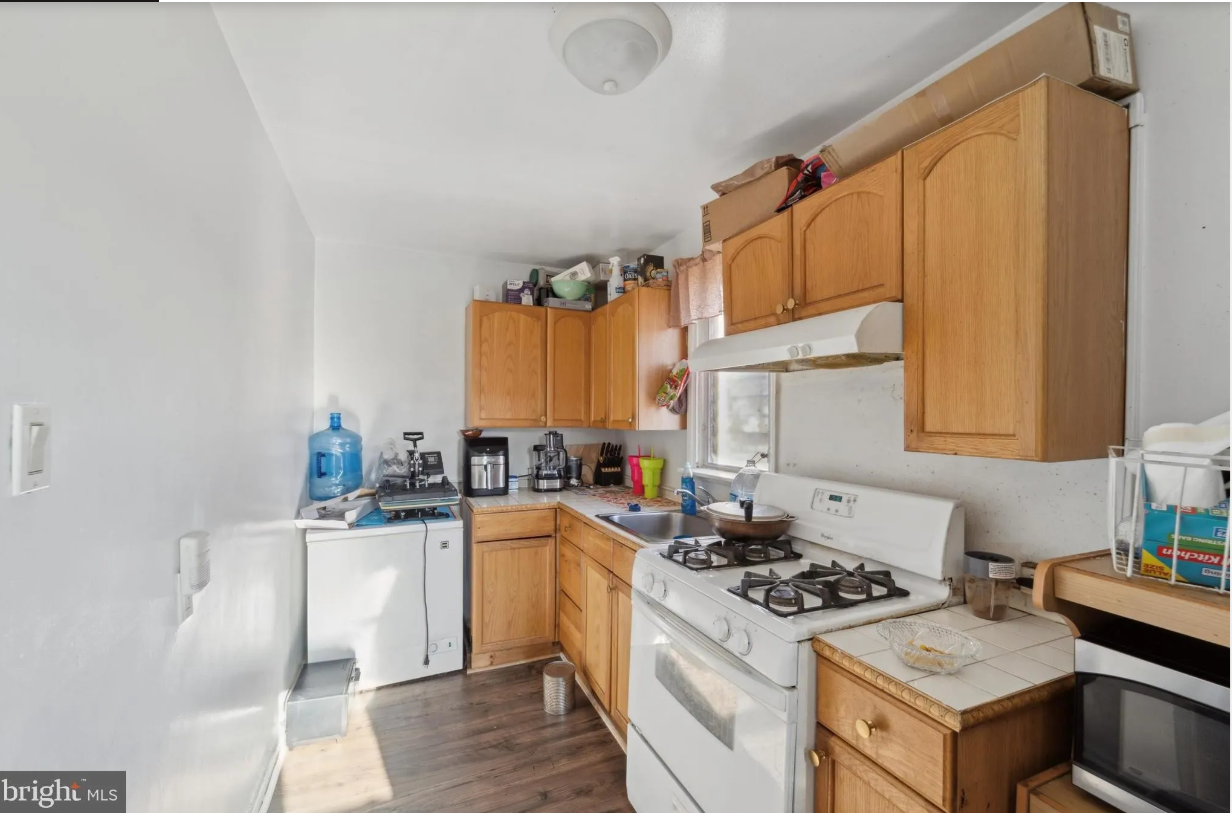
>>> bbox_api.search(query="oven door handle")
[634,593,792,714]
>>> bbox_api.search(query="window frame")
[687,316,777,483]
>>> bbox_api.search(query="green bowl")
[550,279,590,300]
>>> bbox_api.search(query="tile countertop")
[816,605,1075,725]
[464,486,681,549]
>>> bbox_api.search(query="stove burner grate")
[727,560,910,617]
[660,536,802,571]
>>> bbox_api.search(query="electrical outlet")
[430,637,458,654]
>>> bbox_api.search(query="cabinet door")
[610,576,633,736]
[468,302,547,428]
[813,727,833,813]
[823,728,942,813]
[722,210,793,335]
[607,293,639,429]
[793,153,902,319]
[546,308,590,427]
[471,536,556,654]
[903,83,1048,460]
[589,307,610,428]
[582,554,613,709]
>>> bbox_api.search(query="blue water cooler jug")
[308,413,363,500]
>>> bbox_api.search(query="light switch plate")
[11,404,50,495]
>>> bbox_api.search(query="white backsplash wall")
[777,363,1106,562]
[315,239,631,482]
[0,6,314,812]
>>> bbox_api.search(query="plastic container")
[963,551,1017,620]
[729,452,768,501]
[308,413,363,501]
[639,457,665,499]
[876,619,982,675]
[629,454,643,496]
[679,462,697,515]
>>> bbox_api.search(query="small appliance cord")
[420,518,430,667]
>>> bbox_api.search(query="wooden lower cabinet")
[470,535,557,666]
[814,646,1072,813]
[610,576,633,736]
[582,553,614,709]
[815,727,942,813]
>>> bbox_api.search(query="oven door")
[629,594,796,813]
[1074,640,1230,813]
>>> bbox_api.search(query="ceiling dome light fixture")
[549,3,672,96]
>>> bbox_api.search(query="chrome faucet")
[673,484,716,506]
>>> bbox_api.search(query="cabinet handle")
[807,749,826,767]
[855,719,876,739]
[626,418,633,424]
[786,297,797,310]
[775,303,784,314]
[540,416,546,423]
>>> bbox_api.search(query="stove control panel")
[812,488,856,518]
[642,572,668,601]
[711,616,731,642]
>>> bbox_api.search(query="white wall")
[661,4,1229,561]
[0,6,314,813]
[1130,3,1230,428]
[315,240,620,481]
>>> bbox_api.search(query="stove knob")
[651,577,668,601]
[732,628,752,656]
[712,617,732,642]
[641,573,656,594]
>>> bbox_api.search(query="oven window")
[655,642,737,749]
[1077,674,1229,813]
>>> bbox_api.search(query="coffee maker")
[532,431,566,492]
[462,436,508,497]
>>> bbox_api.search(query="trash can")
[543,660,575,715]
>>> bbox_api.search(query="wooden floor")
[271,660,635,813]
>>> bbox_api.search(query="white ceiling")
[214,3,1035,265]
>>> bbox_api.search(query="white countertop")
[464,486,681,549]
[817,605,1075,712]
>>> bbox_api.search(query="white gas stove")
[626,473,964,813]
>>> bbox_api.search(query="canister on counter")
[963,551,1017,620]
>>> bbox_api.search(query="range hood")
[690,302,903,373]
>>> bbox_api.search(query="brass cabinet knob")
[775,303,785,314]
[626,418,634,424]
[855,719,876,739]
[540,416,546,423]
[786,297,797,310]
[807,749,826,767]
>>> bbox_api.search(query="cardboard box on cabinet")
[700,165,798,246]
[820,2,1138,178]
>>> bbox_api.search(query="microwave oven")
[1073,623,1229,813]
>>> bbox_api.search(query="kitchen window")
[690,316,774,475]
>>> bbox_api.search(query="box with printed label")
[820,3,1138,178]
[1136,503,1230,589]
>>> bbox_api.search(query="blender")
[532,431,567,492]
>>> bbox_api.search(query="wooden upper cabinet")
[903,77,1128,461]
[610,576,632,736]
[582,554,613,709]
[608,292,638,428]
[466,302,546,428]
[589,307,610,428]
[546,308,590,427]
[605,287,684,431]
[793,153,902,319]
[723,209,793,335]
[470,536,556,655]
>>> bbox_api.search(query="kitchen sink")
[596,511,713,545]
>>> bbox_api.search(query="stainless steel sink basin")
[596,511,713,545]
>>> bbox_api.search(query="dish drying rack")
[1108,443,1230,593]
